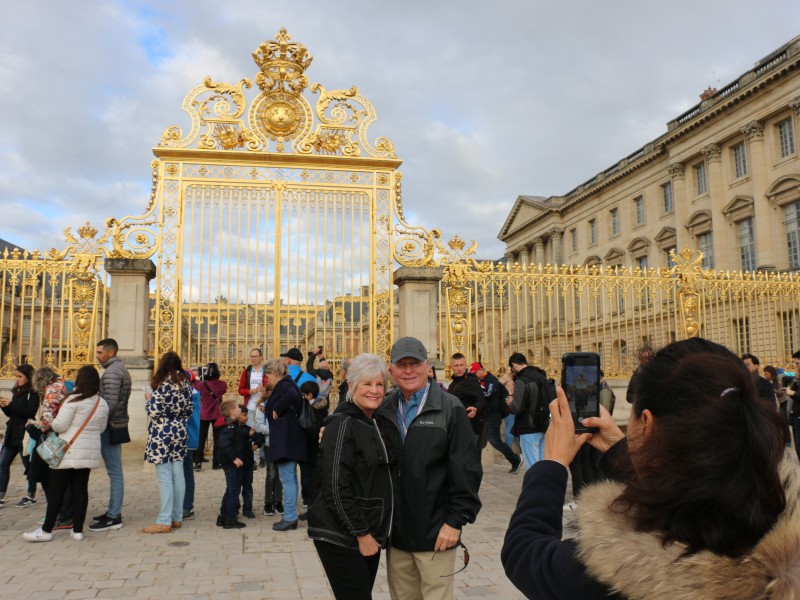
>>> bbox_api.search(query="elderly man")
[382,337,482,600]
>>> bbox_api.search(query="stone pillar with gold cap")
[104,258,156,446]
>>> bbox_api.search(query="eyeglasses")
[433,540,470,577]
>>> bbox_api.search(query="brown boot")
[141,524,172,534]
[171,521,182,529]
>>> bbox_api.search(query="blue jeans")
[154,461,185,525]
[503,414,516,448]
[220,468,243,520]
[277,461,298,521]
[519,432,545,468]
[0,444,34,496]
[241,466,253,512]
[183,451,195,512]
[100,429,124,518]
[487,411,519,466]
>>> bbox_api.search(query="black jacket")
[448,373,487,435]
[308,401,401,550]
[2,386,39,448]
[380,381,482,552]
[217,419,265,470]
[511,365,548,434]
[478,372,508,414]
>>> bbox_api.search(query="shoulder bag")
[36,398,101,468]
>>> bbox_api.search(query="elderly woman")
[23,365,108,542]
[263,357,307,531]
[308,354,401,600]
[143,352,193,534]
[0,364,39,507]
[502,338,799,599]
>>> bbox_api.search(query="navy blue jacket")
[264,375,307,463]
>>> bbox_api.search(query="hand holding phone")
[561,352,601,433]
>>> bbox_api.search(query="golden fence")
[437,249,800,379]
[0,244,109,378]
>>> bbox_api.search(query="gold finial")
[252,28,313,93]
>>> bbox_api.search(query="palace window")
[698,232,714,269]
[737,218,756,271]
[634,196,645,225]
[228,343,236,361]
[589,219,597,246]
[662,182,673,214]
[695,162,708,195]
[778,118,796,158]
[785,201,800,270]
[732,142,748,179]
[610,208,619,236]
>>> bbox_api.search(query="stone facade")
[500,35,800,275]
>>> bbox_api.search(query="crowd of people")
[1,335,798,598]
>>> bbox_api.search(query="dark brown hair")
[151,351,187,390]
[70,365,100,402]
[617,338,787,558]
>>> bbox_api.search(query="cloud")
[2,0,798,264]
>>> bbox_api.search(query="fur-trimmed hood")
[575,450,800,599]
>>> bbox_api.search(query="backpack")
[523,367,557,433]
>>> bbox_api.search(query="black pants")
[314,540,381,600]
[44,468,90,533]
[486,410,518,466]
[193,420,214,465]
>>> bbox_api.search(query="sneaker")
[216,514,224,527]
[298,511,308,521]
[70,530,84,541]
[509,457,522,474]
[54,520,74,530]
[14,497,36,508]
[275,502,284,515]
[183,510,195,520]
[263,504,275,516]
[0,498,7,508]
[89,515,123,532]
[563,501,578,512]
[91,512,108,521]
[272,519,297,531]
[243,510,256,519]
[23,527,53,542]
[223,519,246,529]
[193,464,201,472]
[141,523,172,534]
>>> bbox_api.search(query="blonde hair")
[264,358,286,377]
[220,400,239,418]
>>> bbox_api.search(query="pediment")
[687,210,713,235]
[654,227,676,249]
[766,175,800,207]
[604,247,625,264]
[627,237,651,257]
[498,195,551,240]
[722,196,754,223]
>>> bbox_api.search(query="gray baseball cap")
[390,337,428,363]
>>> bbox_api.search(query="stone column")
[550,228,564,266]
[393,266,443,362]
[104,258,156,447]
[533,237,544,266]
[668,162,687,250]
[518,245,530,267]
[701,144,728,269]
[741,121,776,270]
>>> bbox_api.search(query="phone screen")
[561,353,601,433]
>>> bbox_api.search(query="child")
[254,398,283,516]
[215,402,263,529]
[298,381,327,514]
[235,405,264,518]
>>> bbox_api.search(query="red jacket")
[238,366,268,399]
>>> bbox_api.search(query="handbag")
[294,399,316,434]
[108,425,131,445]
[36,398,101,468]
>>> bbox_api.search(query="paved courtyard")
[0,444,564,599]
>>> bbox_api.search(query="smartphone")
[561,352,601,433]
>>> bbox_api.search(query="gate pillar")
[394,266,443,361]
[105,258,156,447]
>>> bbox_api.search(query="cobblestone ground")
[0,446,575,599]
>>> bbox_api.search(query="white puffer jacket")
[50,394,109,470]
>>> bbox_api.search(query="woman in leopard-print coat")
[143,352,193,534]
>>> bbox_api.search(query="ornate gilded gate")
[107,29,404,385]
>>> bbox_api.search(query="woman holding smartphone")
[502,338,799,599]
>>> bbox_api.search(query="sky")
[1,1,798,260]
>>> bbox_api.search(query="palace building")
[499,35,800,275]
